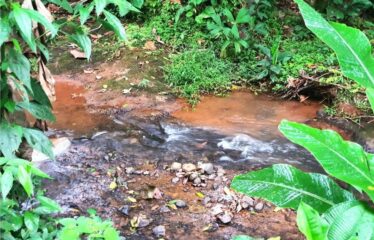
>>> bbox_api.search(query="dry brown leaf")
[70,49,87,59]
[143,41,157,51]
[35,0,54,23]
[38,60,56,102]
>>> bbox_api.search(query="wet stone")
[193,178,202,185]
[119,205,130,216]
[255,202,264,211]
[171,177,180,184]
[138,218,151,228]
[189,172,199,181]
[175,200,187,208]
[217,213,232,224]
[170,162,182,171]
[160,205,171,213]
[200,163,214,174]
[182,163,197,172]
[153,225,166,237]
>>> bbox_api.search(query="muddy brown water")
[40,48,364,239]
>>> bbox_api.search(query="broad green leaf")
[1,169,14,200]
[94,0,108,16]
[8,48,31,91]
[322,200,361,224]
[295,0,374,88]
[223,9,235,23]
[366,88,374,113]
[103,10,127,41]
[103,227,119,240]
[36,42,50,62]
[78,5,94,25]
[17,165,33,196]
[113,0,140,16]
[70,33,92,60]
[11,3,36,52]
[24,211,40,233]
[297,202,328,240]
[231,164,354,213]
[327,203,374,240]
[131,0,144,9]
[0,123,23,158]
[236,8,251,24]
[24,9,58,37]
[29,78,52,107]
[279,120,374,202]
[35,196,61,214]
[17,102,55,121]
[0,17,11,46]
[23,128,53,159]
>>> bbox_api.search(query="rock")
[193,178,202,185]
[153,225,166,237]
[160,205,171,213]
[32,137,71,163]
[216,167,226,177]
[182,163,197,172]
[138,217,151,228]
[189,172,199,181]
[255,202,264,211]
[125,167,135,174]
[217,212,232,224]
[202,197,211,205]
[175,200,187,208]
[119,205,130,216]
[176,172,185,178]
[201,163,214,174]
[211,205,223,216]
[241,196,254,209]
[171,177,180,184]
[170,162,182,171]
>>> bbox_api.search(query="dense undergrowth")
[124,0,374,116]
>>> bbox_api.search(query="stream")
[37,48,372,239]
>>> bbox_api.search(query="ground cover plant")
[231,0,374,239]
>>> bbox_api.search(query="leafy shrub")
[0,0,127,238]
[231,1,374,239]
[165,49,233,104]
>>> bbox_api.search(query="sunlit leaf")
[94,0,108,16]
[17,165,33,196]
[279,120,374,202]
[103,10,126,41]
[11,3,36,52]
[1,169,14,200]
[8,48,31,91]
[23,128,53,159]
[24,211,40,233]
[231,164,354,213]
[0,17,11,46]
[0,123,23,158]
[24,8,58,37]
[297,202,328,240]
[295,0,374,88]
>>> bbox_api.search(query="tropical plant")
[231,0,374,239]
[254,37,292,82]
[0,0,135,238]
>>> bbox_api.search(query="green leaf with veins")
[8,48,31,91]
[295,0,374,89]
[0,123,23,158]
[297,202,328,240]
[103,10,127,40]
[23,128,54,159]
[11,3,36,52]
[279,120,374,202]
[231,164,354,213]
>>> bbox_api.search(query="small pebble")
[160,205,171,213]
[175,200,187,208]
[217,212,232,224]
[170,162,182,171]
[153,225,166,237]
[171,177,180,184]
[255,202,264,211]
[119,205,130,216]
[182,163,197,172]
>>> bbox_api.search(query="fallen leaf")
[109,181,117,190]
[196,192,204,198]
[143,41,156,51]
[70,49,87,59]
[127,196,137,203]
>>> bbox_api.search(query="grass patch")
[165,49,233,105]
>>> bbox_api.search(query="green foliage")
[58,209,119,240]
[165,49,233,104]
[1,0,125,238]
[231,1,374,240]
[231,164,354,213]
